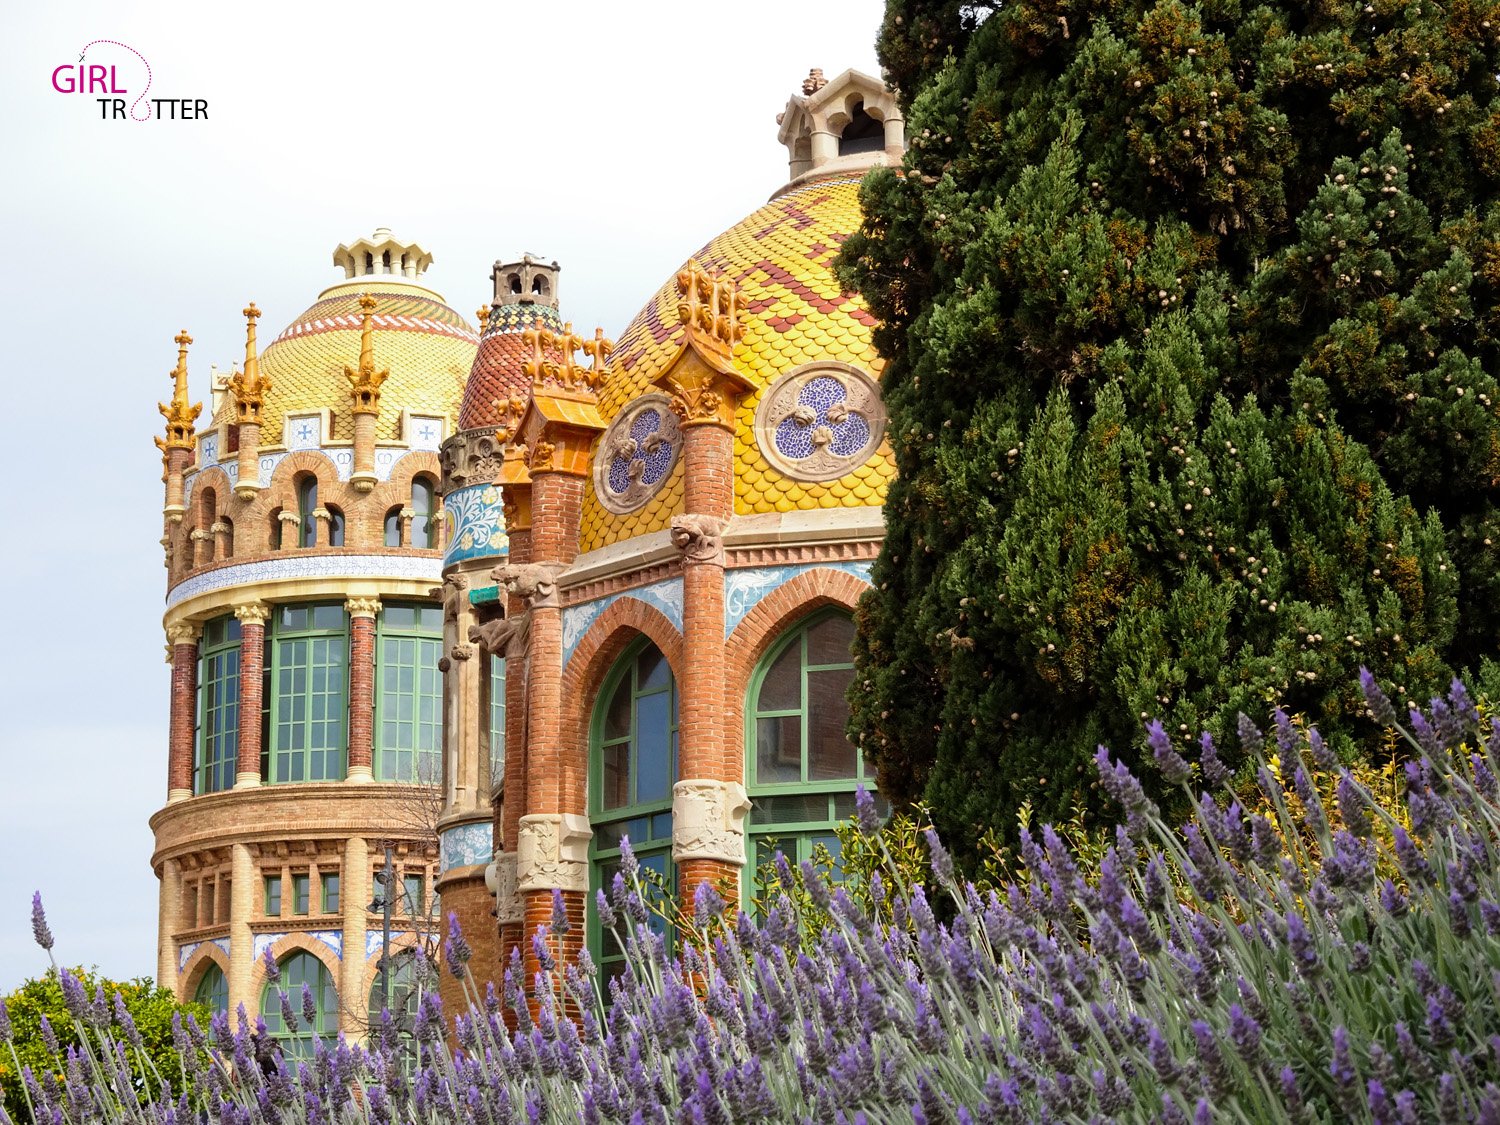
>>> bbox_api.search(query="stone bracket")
[486,851,522,925]
[672,780,751,865]
[670,514,728,565]
[516,813,592,893]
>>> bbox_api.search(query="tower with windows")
[150,230,477,1052]
[434,67,905,997]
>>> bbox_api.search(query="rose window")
[755,362,885,481]
[594,394,682,514]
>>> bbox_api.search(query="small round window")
[593,394,682,514]
[754,362,885,482]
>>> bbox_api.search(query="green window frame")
[193,963,228,1014]
[261,951,337,1058]
[291,873,310,915]
[296,477,318,548]
[744,610,876,903]
[401,873,424,916]
[588,639,678,982]
[263,603,348,784]
[410,478,436,549]
[265,875,282,916]
[375,603,443,783]
[322,873,340,914]
[194,616,241,795]
[488,654,506,787]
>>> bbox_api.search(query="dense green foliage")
[0,968,205,1120]
[838,0,1500,847]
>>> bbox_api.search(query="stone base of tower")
[436,867,499,1031]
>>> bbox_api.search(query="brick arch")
[723,567,871,758]
[179,941,230,998]
[257,450,341,514]
[557,595,686,817]
[247,931,343,1005]
[355,930,426,1006]
[365,453,444,551]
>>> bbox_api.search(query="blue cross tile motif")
[595,395,682,515]
[757,365,885,482]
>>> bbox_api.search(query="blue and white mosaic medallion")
[444,483,509,567]
[755,362,886,482]
[440,822,494,873]
[593,394,681,515]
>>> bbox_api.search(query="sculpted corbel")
[670,514,728,564]
[672,780,752,864]
[516,813,592,893]
[491,562,566,610]
[468,612,530,659]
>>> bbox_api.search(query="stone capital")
[672,780,752,865]
[344,597,382,619]
[516,813,592,893]
[486,852,522,925]
[277,510,301,525]
[166,622,201,647]
[670,514,728,565]
[233,602,270,627]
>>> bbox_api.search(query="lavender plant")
[9,674,1500,1121]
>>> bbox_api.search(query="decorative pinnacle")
[523,318,609,392]
[476,305,491,335]
[675,261,747,354]
[492,393,527,443]
[802,67,827,95]
[344,293,390,414]
[229,302,271,425]
[157,329,202,451]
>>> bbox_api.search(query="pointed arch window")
[260,951,337,1057]
[745,611,880,886]
[589,639,677,981]
[296,476,318,548]
[193,963,228,1014]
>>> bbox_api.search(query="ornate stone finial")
[344,294,390,414]
[802,67,827,95]
[157,330,202,451]
[583,327,614,387]
[522,317,556,384]
[492,393,528,444]
[676,261,747,355]
[229,303,272,426]
[476,305,491,335]
[522,317,609,393]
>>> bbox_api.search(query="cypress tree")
[840,0,1500,845]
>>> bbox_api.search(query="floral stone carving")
[516,813,592,893]
[594,394,681,515]
[485,852,522,925]
[755,361,886,482]
[672,780,752,865]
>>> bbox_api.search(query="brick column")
[157,858,183,998]
[227,844,255,1022]
[339,837,369,1043]
[497,525,529,967]
[166,623,200,802]
[233,603,269,788]
[345,598,381,782]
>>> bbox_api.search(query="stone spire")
[230,303,270,499]
[156,330,202,451]
[346,294,389,492]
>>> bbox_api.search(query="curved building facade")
[151,230,475,1048]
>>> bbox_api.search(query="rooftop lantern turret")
[332,227,434,280]
[491,254,560,310]
[774,67,905,194]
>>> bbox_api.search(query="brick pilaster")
[498,525,530,973]
[345,599,380,781]
[233,604,269,788]
[227,844,255,1021]
[339,837,368,1042]
[157,858,182,998]
[167,624,200,801]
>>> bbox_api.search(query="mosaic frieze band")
[443,483,510,566]
[439,822,495,873]
[167,554,444,610]
[725,561,873,635]
[561,577,685,667]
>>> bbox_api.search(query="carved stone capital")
[311,507,332,523]
[188,528,212,542]
[670,514,728,564]
[485,852,522,926]
[672,780,752,865]
[344,597,382,619]
[233,602,270,627]
[516,813,592,893]
[166,622,201,647]
[491,562,565,610]
[277,511,301,525]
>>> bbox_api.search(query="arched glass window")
[488,655,505,788]
[589,640,677,982]
[260,951,337,1058]
[193,963,228,1014]
[384,507,402,547]
[195,615,241,794]
[375,603,443,783]
[745,611,878,882]
[199,488,217,564]
[839,101,885,156]
[263,603,347,784]
[296,477,318,548]
[410,479,435,549]
[326,507,345,548]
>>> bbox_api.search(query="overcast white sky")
[0,0,884,992]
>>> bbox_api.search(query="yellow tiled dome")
[579,175,895,553]
[247,277,478,446]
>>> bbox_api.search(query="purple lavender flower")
[1237,713,1265,756]
[924,829,954,884]
[1393,826,1433,884]
[261,945,279,983]
[0,999,11,1043]
[1330,1027,1357,1100]
[1147,720,1192,786]
[1227,1003,1262,1066]
[30,893,53,952]
[445,911,473,973]
[551,888,572,935]
[1324,831,1374,891]
[1336,772,1372,838]
[692,881,724,927]
[58,970,88,1021]
[1409,709,1440,755]
[1285,912,1319,976]
[1360,667,1399,728]
[300,982,317,1029]
[1093,746,1158,833]
[1199,732,1229,788]
[854,784,882,836]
